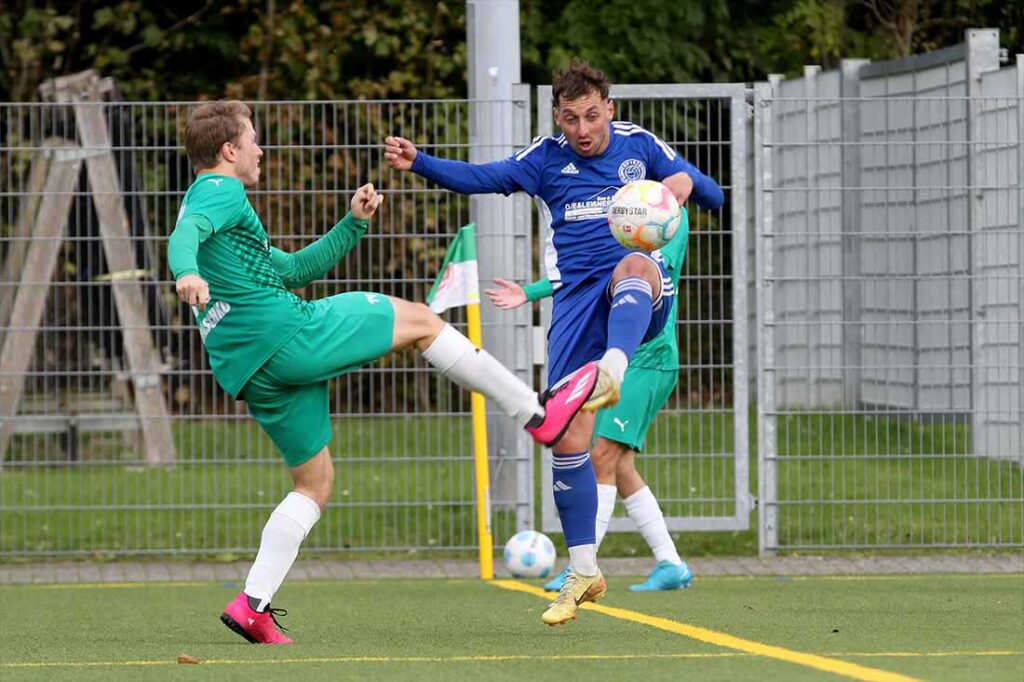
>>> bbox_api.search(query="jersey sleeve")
[645,133,725,210]
[410,136,547,197]
[657,208,690,272]
[167,213,213,278]
[181,177,247,232]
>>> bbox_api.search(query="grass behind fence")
[1,412,1021,557]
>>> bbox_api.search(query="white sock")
[422,324,542,428]
[244,492,321,611]
[599,348,628,384]
[594,484,617,550]
[568,544,598,576]
[623,486,682,565]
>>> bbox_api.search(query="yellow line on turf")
[493,580,920,682]
[2,651,1020,670]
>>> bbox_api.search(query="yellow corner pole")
[465,301,494,580]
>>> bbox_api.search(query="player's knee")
[616,453,639,477]
[591,443,620,480]
[305,473,334,509]
[413,302,443,333]
[392,297,443,345]
[615,252,652,277]
[613,254,660,295]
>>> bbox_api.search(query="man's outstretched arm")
[385,135,527,195]
[270,183,381,289]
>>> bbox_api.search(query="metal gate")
[537,84,753,534]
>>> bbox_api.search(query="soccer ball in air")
[606,179,681,251]
[503,530,557,578]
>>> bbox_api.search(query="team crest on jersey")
[618,159,646,183]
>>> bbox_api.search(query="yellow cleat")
[582,367,621,411]
[541,569,607,626]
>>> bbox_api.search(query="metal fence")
[0,77,536,557]
[756,29,1023,552]
[1,32,1022,559]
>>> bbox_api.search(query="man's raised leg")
[388,297,595,446]
[585,255,663,411]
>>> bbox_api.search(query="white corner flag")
[426,224,479,313]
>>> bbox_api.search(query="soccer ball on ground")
[503,530,557,578]
[606,179,681,252]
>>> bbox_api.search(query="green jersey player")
[485,213,693,593]
[167,100,597,644]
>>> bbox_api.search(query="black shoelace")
[267,606,289,632]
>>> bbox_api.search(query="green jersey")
[173,174,312,397]
[630,210,688,371]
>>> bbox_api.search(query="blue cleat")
[543,566,571,592]
[628,560,693,592]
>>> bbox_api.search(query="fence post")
[1018,54,1024,461]
[803,66,821,406]
[467,0,528,529]
[510,82,535,532]
[731,90,753,525]
[840,60,870,409]
[755,80,778,555]
[966,29,1000,455]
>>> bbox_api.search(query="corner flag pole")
[466,300,494,580]
[425,224,493,579]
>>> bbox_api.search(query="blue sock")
[552,452,597,547]
[607,276,653,360]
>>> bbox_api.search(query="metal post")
[511,82,535,531]
[804,65,821,406]
[966,29,1000,455]
[731,92,753,525]
[1017,54,1024,462]
[466,0,528,520]
[755,81,778,555]
[841,60,870,408]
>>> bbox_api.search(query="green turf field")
[1,574,1021,681]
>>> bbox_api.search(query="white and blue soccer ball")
[607,179,681,252]
[503,530,557,578]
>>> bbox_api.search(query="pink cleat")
[220,592,293,644]
[525,361,599,447]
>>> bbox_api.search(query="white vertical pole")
[466,0,529,535]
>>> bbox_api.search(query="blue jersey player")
[385,61,723,626]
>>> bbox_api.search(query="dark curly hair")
[552,60,610,106]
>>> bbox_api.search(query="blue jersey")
[410,121,723,294]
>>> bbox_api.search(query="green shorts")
[240,292,395,467]
[594,366,677,453]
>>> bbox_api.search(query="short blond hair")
[185,100,252,171]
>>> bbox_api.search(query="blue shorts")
[547,252,675,388]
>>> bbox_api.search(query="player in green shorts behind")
[485,212,694,593]
[167,100,598,644]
